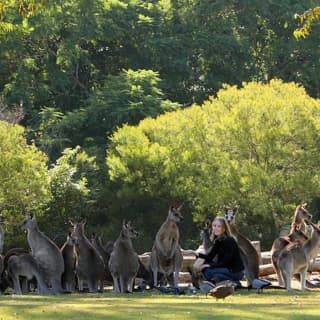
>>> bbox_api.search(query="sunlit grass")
[1,289,320,320]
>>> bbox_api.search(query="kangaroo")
[91,233,113,283]
[7,253,50,295]
[291,203,312,234]
[19,214,64,294]
[188,217,214,288]
[224,206,260,287]
[108,221,139,293]
[278,221,320,291]
[150,205,184,288]
[70,219,105,293]
[271,225,309,286]
[60,232,76,292]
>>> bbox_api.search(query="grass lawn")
[1,288,320,320]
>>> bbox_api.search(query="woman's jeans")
[202,267,244,283]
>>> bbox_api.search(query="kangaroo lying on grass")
[7,253,50,294]
[71,219,105,293]
[109,221,139,293]
[150,205,183,288]
[224,206,260,287]
[19,214,64,294]
[278,221,320,291]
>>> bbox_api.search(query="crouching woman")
[195,217,244,285]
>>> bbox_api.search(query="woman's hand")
[183,249,198,256]
[199,264,210,271]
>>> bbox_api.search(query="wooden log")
[259,263,276,277]
[261,251,272,265]
[179,272,192,284]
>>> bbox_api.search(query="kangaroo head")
[19,213,37,231]
[199,216,213,235]
[70,219,86,239]
[67,231,76,246]
[224,206,239,225]
[122,221,139,238]
[168,205,184,222]
[293,203,312,227]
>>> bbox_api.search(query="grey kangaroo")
[60,232,76,292]
[189,217,214,288]
[278,221,320,291]
[291,203,312,234]
[108,221,139,293]
[91,233,113,283]
[19,214,64,294]
[71,219,105,293]
[224,206,260,287]
[7,253,50,295]
[271,224,308,286]
[150,205,184,288]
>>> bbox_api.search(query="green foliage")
[294,6,320,39]
[42,146,98,243]
[0,120,50,248]
[107,80,320,248]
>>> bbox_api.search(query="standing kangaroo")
[91,233,113,283]
[291,203,312,233]
[224,206,260,287]
[19,214,64,294]
[271,224,308,286]
[60,232,76,292]
[278,221,320,291]
[70,219,105,293]
[189,217,214,288]
[150,205,184,288]
[108,221,139,293]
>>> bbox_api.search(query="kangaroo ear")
[29,213,34,219]
[81,218,87,225]
[302,202,307,207]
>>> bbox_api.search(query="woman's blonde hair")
[212,216,232,239]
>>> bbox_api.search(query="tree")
[41,146,98,244]
[107,80,320,249]
[0,120,50,247]
[294,6,320,39]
